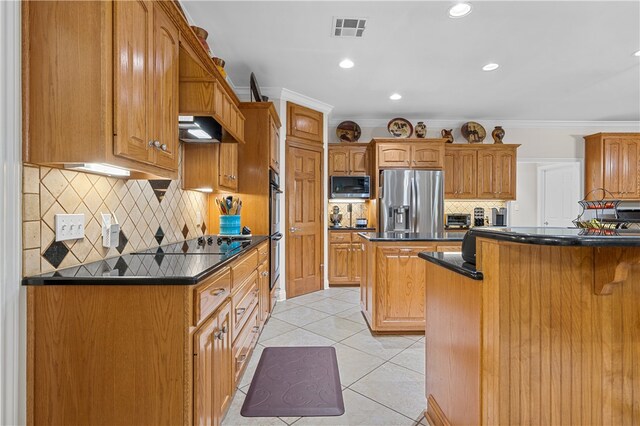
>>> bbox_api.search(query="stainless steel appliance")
[378,170,444,233]
[269,170,282,290]
[330,175,370,199]
[445,214,471,229]
[492,207,508,227]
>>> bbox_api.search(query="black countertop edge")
[328,227,376,231]
[356,232,466,242]
[419,252,483,281]
[22,235,269,286]
[468,227,640,247]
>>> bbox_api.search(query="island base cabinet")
[424,240,640,425]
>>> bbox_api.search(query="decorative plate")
[461,121,486,143]
[336,121,362,142]
[387,118,413,138]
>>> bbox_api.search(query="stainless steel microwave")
[330,176,370,199]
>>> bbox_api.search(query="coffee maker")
[491,207,508,227]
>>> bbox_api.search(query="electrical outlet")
[55,214,85,242]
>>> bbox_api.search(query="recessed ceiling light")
[634,50,640,57]
[449,3,472,18]
[389,93,402,100]
[339,58,354,69]
[482,63,500,71]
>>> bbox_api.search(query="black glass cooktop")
[134,235,253,255]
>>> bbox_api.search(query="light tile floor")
[223,287,427,426]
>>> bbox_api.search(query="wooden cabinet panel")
[411,144,444,169]
[193,267,231,327]
[496,149,516,199]
[329,148,350,175]
[445,148,478,198]
[113,0,154,166]
[258,260,270,322]
[350,148,369,175]
[269,116,280,173]
[477,148,517,200]
[329,231,351,243]
[194,300,232,426]
[218,143,238,192]
[329,243,352,284]
[477,151,497,198]
[376,247,429,328]
[378,144,411,168]
[444,152,456,196]
[351,242,364,283]
[603,138,639,199]
[152,4,179,171]
[288,102,323,142]
[232,306,260,384]
[231,271,259,341]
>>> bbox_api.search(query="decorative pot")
[191,26,212,56]
[492,126,505,144]
[415,122,427,138]
[441,129,454,143]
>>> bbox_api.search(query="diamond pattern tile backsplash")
[22,163,208,277]
[327,202,369,227]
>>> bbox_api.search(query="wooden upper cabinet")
[350,147,369,175]
[584,133,640,200]
[269,116,281,173]
[219,143,238,192]
[411,144,444,169]
[329,148,350,175]
[444,148,477,198]
[152,4,179,171]
[113,0,155,166]
[477,147,517,200]
[287,102,323,142]
[377,144,411,168]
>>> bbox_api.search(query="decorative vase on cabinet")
[492,126,505,144]
[415,122,427,138]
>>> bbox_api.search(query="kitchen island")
[420,227,640,426]
[24,236,270,426]
[357,231,464,333]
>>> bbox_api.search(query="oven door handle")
[271,185,283,194]
[271,233,283,241]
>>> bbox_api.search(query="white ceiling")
[181,1,640,121]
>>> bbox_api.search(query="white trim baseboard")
[0,1,25,424]
[328,117,640,129]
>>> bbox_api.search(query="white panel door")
[539,163,581,227]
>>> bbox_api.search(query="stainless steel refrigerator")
[379,169,444,233]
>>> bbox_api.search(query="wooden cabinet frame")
[584,133,640,200]
[329,144,370,176]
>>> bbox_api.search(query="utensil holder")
[219,215,241,235]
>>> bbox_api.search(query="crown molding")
[328,117,640,129]
[278,88,334,114]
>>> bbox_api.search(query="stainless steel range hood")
[179,115,223,143]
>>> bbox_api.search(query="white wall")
[331,120,640,226]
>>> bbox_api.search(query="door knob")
[161,144,167,151]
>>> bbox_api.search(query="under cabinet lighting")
[482,63,500,71]
[65,163,131,177]
[449,3,472,18]
[329,198,367,204]
[187,128,213,139]
[389,93,402,100]
[339,59,355,69]
[195,188,214,193]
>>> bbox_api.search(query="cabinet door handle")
[161,143,167,152]
[252,326,260,333]
[153,140,161,148]
[221,325,228,334]
[261,271,269,277]
[211,288,225,296]
[236,307,247,317]
[214,330,223,340]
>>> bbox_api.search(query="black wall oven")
[269,170,282,290]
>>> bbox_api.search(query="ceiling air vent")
[332,17,367,38]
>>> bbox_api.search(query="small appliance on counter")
[474,207,485,227]
[492,207,508,227]
[329,206,343,228]
[445,214,471,230]
[355,218,368,228]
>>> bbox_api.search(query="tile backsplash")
[22,160,208,277]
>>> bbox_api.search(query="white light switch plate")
[55,214,85,242]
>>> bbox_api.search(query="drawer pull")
[236,307,247,317]
[252,326,260,333]
[211,288,225,296]
[261,271,269,277]
[214,330,223,340]
[238,354,247,362]
[221,325,228,334]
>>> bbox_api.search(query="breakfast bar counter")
[421,227,640,426]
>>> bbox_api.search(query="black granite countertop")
[469,227,640,247]
[356,231,466,242]
[328,227,376,231]
[22,236,269,286]
[419,252,483,281]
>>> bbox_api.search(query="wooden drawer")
[232,305,260,384]
[193,267,231,326]
[257,242,269,264]
[329,232,352,243]
[231,249,258,292]
[232,270,259,341]
[436,243,463,252]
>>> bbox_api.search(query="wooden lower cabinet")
[27,242,272,426]
[258,260,271,322]
[193,300,233,426]
[359,239,462,332]
[328,231,365,286]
